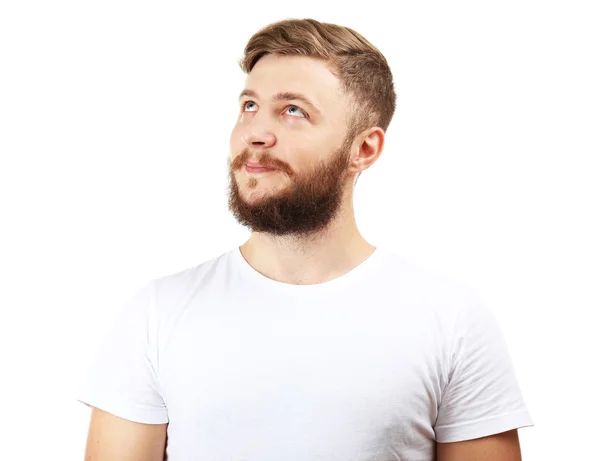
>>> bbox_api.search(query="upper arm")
[84,407,168,461]
[437,429,522,461]
[434,289,534,442]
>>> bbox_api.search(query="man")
[77,18,534,461]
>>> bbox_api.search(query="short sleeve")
[75,281,169,424]
[434,290,534,442]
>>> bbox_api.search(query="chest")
[161,297,440,420]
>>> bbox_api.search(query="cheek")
[229,125,238,145]
[230,126,242,153]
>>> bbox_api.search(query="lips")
[246,162,273,169]
[246,164,275,173]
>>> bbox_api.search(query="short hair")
[239,18,397,148]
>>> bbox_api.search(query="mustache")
[232,148,292,175]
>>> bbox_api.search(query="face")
[227,54,356,239]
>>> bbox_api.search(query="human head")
[227,18,396,238]
[238,18,396,150]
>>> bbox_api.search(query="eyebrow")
[238,89,322,117]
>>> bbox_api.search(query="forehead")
[244,54,347,115]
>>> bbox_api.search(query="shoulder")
[150,249,232,300]
[378,248,481,317]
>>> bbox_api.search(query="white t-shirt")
[76,246,534,461]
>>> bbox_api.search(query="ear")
[349,127,385,175]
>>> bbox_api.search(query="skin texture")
[437,429,523,461]
[83,408,167,461]
[227,53,385,285]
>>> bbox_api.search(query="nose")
[241,126,276,149]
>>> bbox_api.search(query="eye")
[284,105,307,118]
[241,100,307,119]
[242,100,257,112]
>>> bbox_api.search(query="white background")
[1,1,598,459]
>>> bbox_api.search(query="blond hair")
[239,18,397,145]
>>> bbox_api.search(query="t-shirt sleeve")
[434,289,534,442]
[75,281,169,424]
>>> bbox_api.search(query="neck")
[239,197,376,285]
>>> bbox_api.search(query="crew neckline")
[230,244,386,294]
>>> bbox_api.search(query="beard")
[226,135,354,239]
